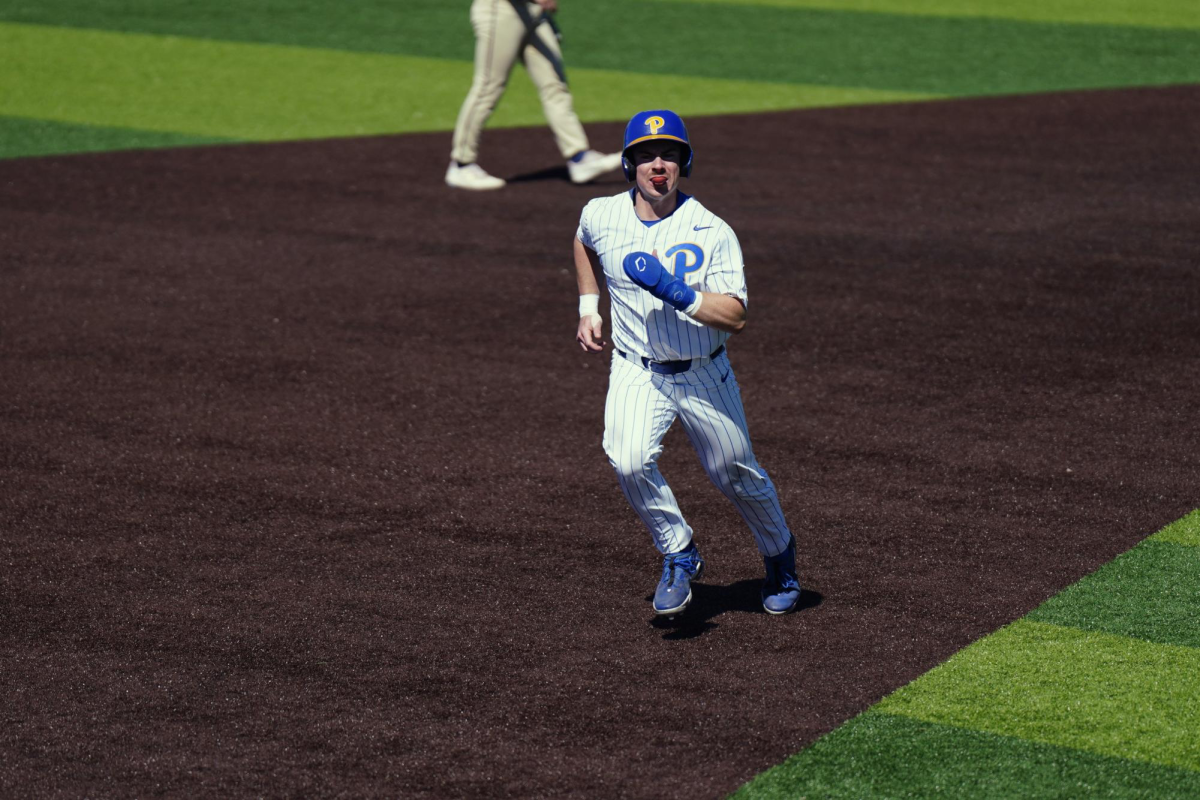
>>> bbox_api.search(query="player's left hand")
[535,0,558,12]
[576,313,605,352]
[622,251,697,312]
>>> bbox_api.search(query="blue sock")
[569,151,587,163]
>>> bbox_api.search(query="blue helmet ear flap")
[622,155,635,181]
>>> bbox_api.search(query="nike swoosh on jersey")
[694,225,714,231]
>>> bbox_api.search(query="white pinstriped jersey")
[577,189,747,362]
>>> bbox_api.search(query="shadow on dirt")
[506,165,627,186]
[506,165,571,184]
[650,581,824,640]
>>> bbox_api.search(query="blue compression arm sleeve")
[622,251,697,312]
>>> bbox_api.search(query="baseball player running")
[446,0,622,190]
[573,109,802,617]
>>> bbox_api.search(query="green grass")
[1149,507,1200,546]
[0,0,473,60]
[733,713,1200,799]
[875,620,1200,771]
[1029,541,1200,648]
[4,0,1200,160]
[0,116,229,159]
[0,22,926,148]
[6,1,1199,95]
[565,7,1200,95]
[648,0,1200,30]
[735,511,1200,797]
[0,23,484,141]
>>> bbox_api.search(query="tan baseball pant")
[450,0,591,165]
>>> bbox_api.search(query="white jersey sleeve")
[701,224,748,306]
[576,198,598,251]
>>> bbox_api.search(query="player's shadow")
[648,581,823,641]
[506,165,571,184]
[506,166,625,185]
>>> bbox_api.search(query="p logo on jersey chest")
[665,243,705,280]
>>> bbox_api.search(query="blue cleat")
[762,537,802,615]
[653,542,705,616]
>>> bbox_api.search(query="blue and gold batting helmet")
[621,109,693,181]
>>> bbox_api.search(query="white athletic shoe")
[568,151,622,184]
[445,161,506,191]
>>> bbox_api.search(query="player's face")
[632,142,682,200]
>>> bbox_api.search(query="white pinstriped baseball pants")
[603,350,793,558]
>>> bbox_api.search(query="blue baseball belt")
[616,344,725,375]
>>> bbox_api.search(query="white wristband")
[683,292,704,318]
[579,293,601,319]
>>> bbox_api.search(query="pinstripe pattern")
[578,189,747,362]
[582,188,791,558]
[603,351,791,557]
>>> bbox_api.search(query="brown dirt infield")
[1,85,1198,798]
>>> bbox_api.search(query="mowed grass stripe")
[0,22,474,139]
[649,0,1200,31]
[736,511,1200,797]
[570,7,1200,94]
[1149,507,1200,546]
[1028,541,1200,648]
[5,2,1200,97]
[0,0,475,60]
[0,23,926,145]
[0,116,230,160]
[733,712,1200,798]
[875,619,1200,772]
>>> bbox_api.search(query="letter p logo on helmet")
[621,109,695,181]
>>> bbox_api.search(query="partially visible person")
[446,0,622,191]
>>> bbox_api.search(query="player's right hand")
[576,314,605,352]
